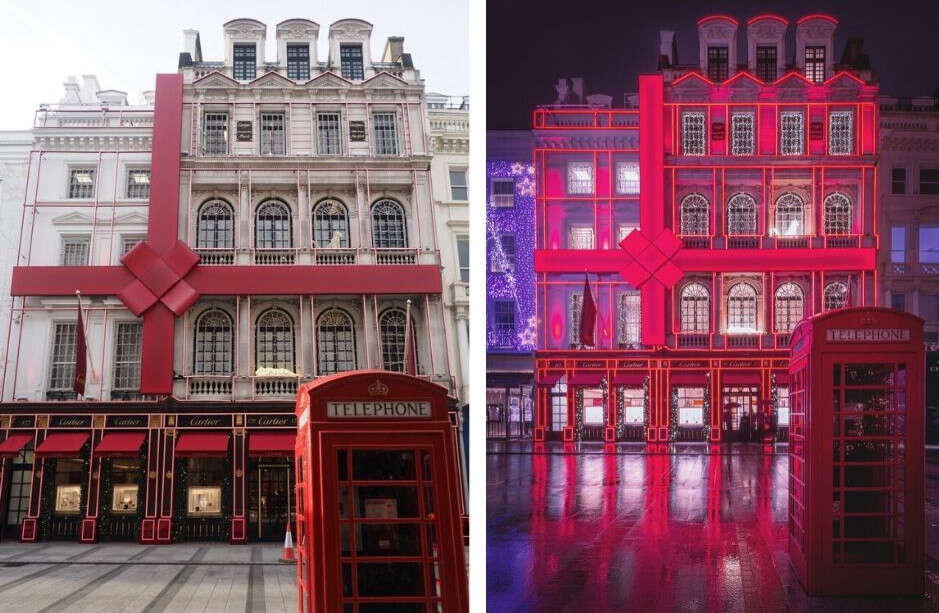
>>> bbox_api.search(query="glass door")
[4,444,33,539]
[334,446,443,612]
[722,385,759,442]
[258,464,291,541]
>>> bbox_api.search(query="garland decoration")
[669,374,711,442]
[770,372,778,442]
[37,442,90,540]
[172,444,233,542]
[574,388,584,441]
[615,386,626,441]
[97,452,147,541]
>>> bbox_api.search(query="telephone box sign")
[326,400,432,418]
[825,328,911,343]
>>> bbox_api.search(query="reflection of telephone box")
[294,371,468,613]
[788,308,924,596]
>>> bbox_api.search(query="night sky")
[487,0,939,129]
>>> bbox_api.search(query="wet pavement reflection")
[487,441,939,612]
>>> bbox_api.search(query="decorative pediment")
[725,71,762,89]
[305,72,353,89]
[361,71,409,89]
[52,212,93,225]
[773,71,813,89]
[249,71,296,88]
[192,71,240,89]
[113,211,149,225]
[824,71,865,89]
[668,72,712,100]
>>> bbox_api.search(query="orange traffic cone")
[280,523,295,563]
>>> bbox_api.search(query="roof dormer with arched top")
[795,14,838,84]
[697,15,738,82]
[276,19,320,76]
[223,18,266,81]
[746,15,787,82]
[328,19,374,81]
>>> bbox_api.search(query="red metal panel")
[34,432,89,457]
[11,266,132,295]
[148,74,183,254]
[189,265,443,295]
[759,106,776,154]
[639,75,665,235]
[140,305,175,393]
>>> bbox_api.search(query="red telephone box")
[294,371,468,613]
[788,307,924,596]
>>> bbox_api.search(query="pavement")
[487,440,939,612]
[0,542,295,612]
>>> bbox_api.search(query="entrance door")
[258,465,291,541]
[330,443,446,612]
[723,386,760,442]
[3,445,33,539]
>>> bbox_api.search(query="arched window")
[255,308,295,372]
[824,193,852,235]
[193,309,233,375]
[774,193,804,236]
[727,193,757,236]
[317,309,356,375]
[255,200,292,249]
[312,198,349,248]
[824,281,848,311]
[679,193,709,236]
[727,283,758,333]
[774,283,804,333]
[679,283,710,333]
[379,308,417,373]
[371,199,407,248]
[196,199,234,249]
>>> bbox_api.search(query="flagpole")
[404,299,412,375]
[75,290,97,383]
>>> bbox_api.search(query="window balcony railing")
[725,334,760,349]
[45,390,79,401]
[254,249,297,265]
[681,236,711,249]
[314,248,356,265]
[186,376,234,399]
[891,263,908,274]
[677,333,709,348]
[195,248,235,265]
[775,333,792,348]
[374,248,418,265]
[491,194,515,208]
[727,236,760,249]
[923,263,939,275]
[110,390,144,401]
[774,236,809,249]
[824,235,860,248]
[253,376,299,398]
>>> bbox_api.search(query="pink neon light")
[746,14,788,26]
[796,13,838,25]
[697,14,739,26]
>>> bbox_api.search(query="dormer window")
[286,45,310,80]
[340,44,364,80]
[756,46,777,81]
[233,44,256,80]
[707,46,728,81]
[805,46,825,83]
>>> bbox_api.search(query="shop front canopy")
[94,432,146,457]
[174,432,230,457]
[34,432,90,458]
[0,433,33,458]
[248,432,296,457]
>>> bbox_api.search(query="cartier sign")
[178,415,232,428]
[107,415,148,428]
[246,415,296,427]
[51,415,92,428]
[826,328,910,343]
[327,401,432,419]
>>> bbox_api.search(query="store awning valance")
[611,372,646,386]
[670,372,708,385]
[537,372,563,387]
[94,432,146,457]
[248,432,296,457]
[35,432,89,458]
[0,434,32,458]
[174,432,229,457]
[568,373,604,386]
[722,372,761,385]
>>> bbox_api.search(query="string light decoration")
[770,372,778,441]
[487,160,537,351]
[574,388,585,440]
[669,373,710,442]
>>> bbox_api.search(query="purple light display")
[486,160,536,352]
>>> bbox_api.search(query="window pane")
[339,44,364,80]
[457,237,469,283]
[891,226,906,263]
[891,167,906,194]
[112,322,142,391]
[260,113,286,155]
[780,112,804,155]
[317,309,356,374]
[829,111,854,155]
[126,169,150,199]
[615,162,639,195]
[731,114,754,155]
[203,113,229,155]
[707,46,728,81]
[682,113,706,155]
[756,46,777,81]
[233,44,256,80]
[920,227,939,263]
[567,162,593,194]
[61,238,89,266]
[920,168,939,194]
[449,169,467,200]
[372,113,398,155]
[286,44,310,80]
[49,323,78,392]
[317,113,342,155]
[69,169,95,199]
[491,179,515,207]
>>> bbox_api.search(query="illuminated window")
[312,199,349,248]
[371,199,407,248]
[824,282,848,311]
[617,224,638,244]
[61,237,89,266]
[568,226,595,250]
[617,291,641,347]
[620,387,644,424]
[774,283,804,333]
[890,225,906,263]
[776,386,790,425]
[726,193,757,235]
[679,193,709,235]
[582,388,605,425]
[380,308,415,373]
[286,44,310,80]
[780,112,804,155]
[679,283,710,333]
[675,387,705,426]
[193,309,233,375]
[112,322,142,392]
[126,169,150,199]
[317,113,342,155]
[68,169,95,199]
[233,44,256,80]
[197,200,234,249]
[567,162,594,194]
[920,226,939,265]
[804,46,825,83]
[828,111,854,155]
[681,112,706,155]
[498,235,516,273]
[339,44,364,80]
[756,46,777,81]
[260,113,286,155]
[774,193,804,236]
[569,292,583,346]
[731,113,754,155]
[707,46,728,81]
[727,283,758,333]
[615,162,640,194]
[255,200,292,249]
[492,300,515,332]
[490,179,515,207]
[551,380,567,432]
[824,193,852,235]
[317,309,355,375]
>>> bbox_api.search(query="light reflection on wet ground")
[487,441,939,612]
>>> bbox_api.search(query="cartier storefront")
[0,401,297,544]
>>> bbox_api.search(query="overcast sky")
[0,0,468,130]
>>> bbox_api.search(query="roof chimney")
[62,76,81,104]
[80,75,100,104]
[659,30,676,67]
[142,90,155,106]
[382,36,404,62]
[183,29,202,62]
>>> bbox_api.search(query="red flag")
[73,298,87,396]
[404,299,417,375]
[579,275,596,346]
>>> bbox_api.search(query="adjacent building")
[0,18,463,545]
[533,14,878,444]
